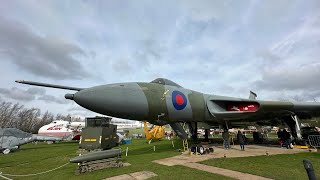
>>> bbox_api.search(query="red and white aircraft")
[38,120,84,140]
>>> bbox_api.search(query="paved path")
[184,162,272,180]
[153,145,313,166]
[153,145,313,179]
[105,171,157,180]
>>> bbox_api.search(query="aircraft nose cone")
[73,83,149,120]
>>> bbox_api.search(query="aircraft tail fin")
[249,91,257,100]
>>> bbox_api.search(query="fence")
[308,135,320,148]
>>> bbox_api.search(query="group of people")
[222,128,293,150]
[277,129,292,149]
[222,129,246,151]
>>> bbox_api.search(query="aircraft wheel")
[190,144,205,155]
[205,148,210,154]
[209,147,214,153]
[190,144,197,153]
[80,166,88,173]
[198,146,205,155]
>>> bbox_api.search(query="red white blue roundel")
[172,90,187,110]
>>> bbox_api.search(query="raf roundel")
[172,90,187,110]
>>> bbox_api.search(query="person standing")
[283,129,291,149]
[277,129,284,148]
[237,130,245,151]
[222,129,230,149]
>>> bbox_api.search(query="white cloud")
[0,87,44,101]
[0,0,319,116]
[38,95,70,104]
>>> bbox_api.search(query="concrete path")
[153,145,313,179]
[153,145,313,166]
[105,171,157,180]
[184,162,272,180]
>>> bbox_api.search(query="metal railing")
[308,135,320,148]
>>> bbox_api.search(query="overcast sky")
[0,0,319,119]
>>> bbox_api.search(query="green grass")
[0,140,232,180]
[201,152,320,180]
[4,137,316,180]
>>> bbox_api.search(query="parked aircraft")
[38,120,84,140]
[0,128,62,154]
[38,118,141,140]
[16,78,320,143]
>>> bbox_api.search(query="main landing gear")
[188,122,213,155]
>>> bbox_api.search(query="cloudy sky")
[0,0,320,118]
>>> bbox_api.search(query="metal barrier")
[308,135,320,148]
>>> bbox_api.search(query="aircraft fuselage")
[72,82,213,125]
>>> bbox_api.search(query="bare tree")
[0,102,24,128]
[0,101,13,127]
[33,111,55,132]
[18,108,41,133]
[0,100,83,133]
[56,113,72,121]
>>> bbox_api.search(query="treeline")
[0,100,83,133]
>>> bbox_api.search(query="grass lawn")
[0,139,232,180]
[201,152,320,180]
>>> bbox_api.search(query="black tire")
[209,147,214,153]
[190,144,205,155]
[205,149,210,154]
[196,144,205,155]
[80,166,88,173]
[190,144,196,153]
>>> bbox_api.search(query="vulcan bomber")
[16,78,320,143]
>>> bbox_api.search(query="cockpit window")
[151,78,182,88]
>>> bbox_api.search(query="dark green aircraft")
[16,78,320,142]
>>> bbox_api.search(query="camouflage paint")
[137,82,169,123]
[188,91,206,122]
